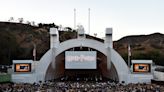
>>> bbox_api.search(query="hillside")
[114,33,164,65]
[0,22,164,65]
[0,22,50,64]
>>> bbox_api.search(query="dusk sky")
[0,0,164,40]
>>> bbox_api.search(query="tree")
[18,18,23,23]
[26,21,31,25]
[8,17,14,22]
[31,21,35,26]
[0,32,19,65]
[94,33,97,37]
[38,23,43,27]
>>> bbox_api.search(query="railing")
[154,71,164,81]
[0,73,11,82]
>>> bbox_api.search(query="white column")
[105,28,113,48]
[50,28,59,48]
[77,25,86,39]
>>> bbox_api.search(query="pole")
[88,8,90,35]
[33,44,36,61]
[74,8,76,29]
[128,44,131,68]
[128,52,130,68]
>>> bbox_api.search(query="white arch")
[36,38,129,83]
[111,48,130,82]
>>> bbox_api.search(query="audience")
[0,79,164,92]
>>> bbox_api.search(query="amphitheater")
[12,26,154,83]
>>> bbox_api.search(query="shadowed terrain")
[0,22,164,65]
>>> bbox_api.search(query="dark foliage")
[0,22,164,66]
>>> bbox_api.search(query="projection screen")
[65,51,97,69]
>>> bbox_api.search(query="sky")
[0,0,164,40]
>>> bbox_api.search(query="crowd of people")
[0,80,164,92]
